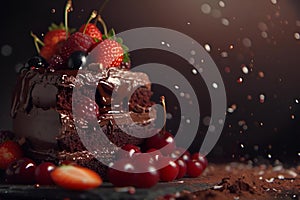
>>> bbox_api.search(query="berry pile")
[0,130,102,190]
[0,130,207,190]
[27,1,130,72]
[107,130,208,188]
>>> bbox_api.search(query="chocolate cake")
[11,63,156,176]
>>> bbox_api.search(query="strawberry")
[93,39,124,68]
[79,23,102,43]
[40,45,56,61]
[44,23,67,47]
[51,165,102,190]
[40,23,68,61]
[0,141,23,170]
[59,32,94,62]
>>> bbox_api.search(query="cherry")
[132,153,153,167]
[146,148,161,154]
[175,158,187,179]
[181,150,191,162]
[131,155,160,188]
[5,158,36,184]
[158,157,179,182]
[170,147,191,162]
[145,131,176,155]
[191,153,208,169]
[35,162,56,185]
[134,165,159,188]
[146,148,163,163]
[117,144,141,159]
[186,160,204,178]
[108,157,160,188]
[108,159,136,187]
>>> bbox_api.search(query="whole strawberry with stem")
[79,10,102,43]
[90,21,129,68]
[40,23,68,61]
[31,0,72,61]
[44,23,68,47]
[94,38,124,68]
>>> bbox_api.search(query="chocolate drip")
[96,82,112,106]
[11,64,156,164]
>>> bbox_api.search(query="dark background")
[1,0,300,164]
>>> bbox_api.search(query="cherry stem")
[83,10,97,34]
[98,0,110,15]
[64,0,72,40]
[97,15,108,37]
[160,96,167,133]
[30,32,44,53]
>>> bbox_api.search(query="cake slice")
[11,64,156,176]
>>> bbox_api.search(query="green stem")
[30,32,44,53]
[64,0,72,39]
[83,10,97,34]
[97,15,108,37]
[98,0,110,15]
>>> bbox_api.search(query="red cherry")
[145,148,163,163]
[0,141,23,170]
[145,131,176,155]
[191,153,208,169]
[170,147,191,162]
[35,162,56,185]
[108,159,136,187]
[108,157,160,188]
[117,144,141,159]
[158,157,179,182]
[5,158,36,184]
[186,160,204,178]
[134,165,159,188]
[132,155,160,188]
[133,153,153,166]
[146,148,161,154]
[181,150,191,162]
[175,158,187,179]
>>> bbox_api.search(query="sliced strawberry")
[59,32,94,62]
[51,165,102,190]
[0,141,23,170]
[79,23,102,43]
[92,39,124,68]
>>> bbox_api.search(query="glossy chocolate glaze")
[11,65,156,165]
